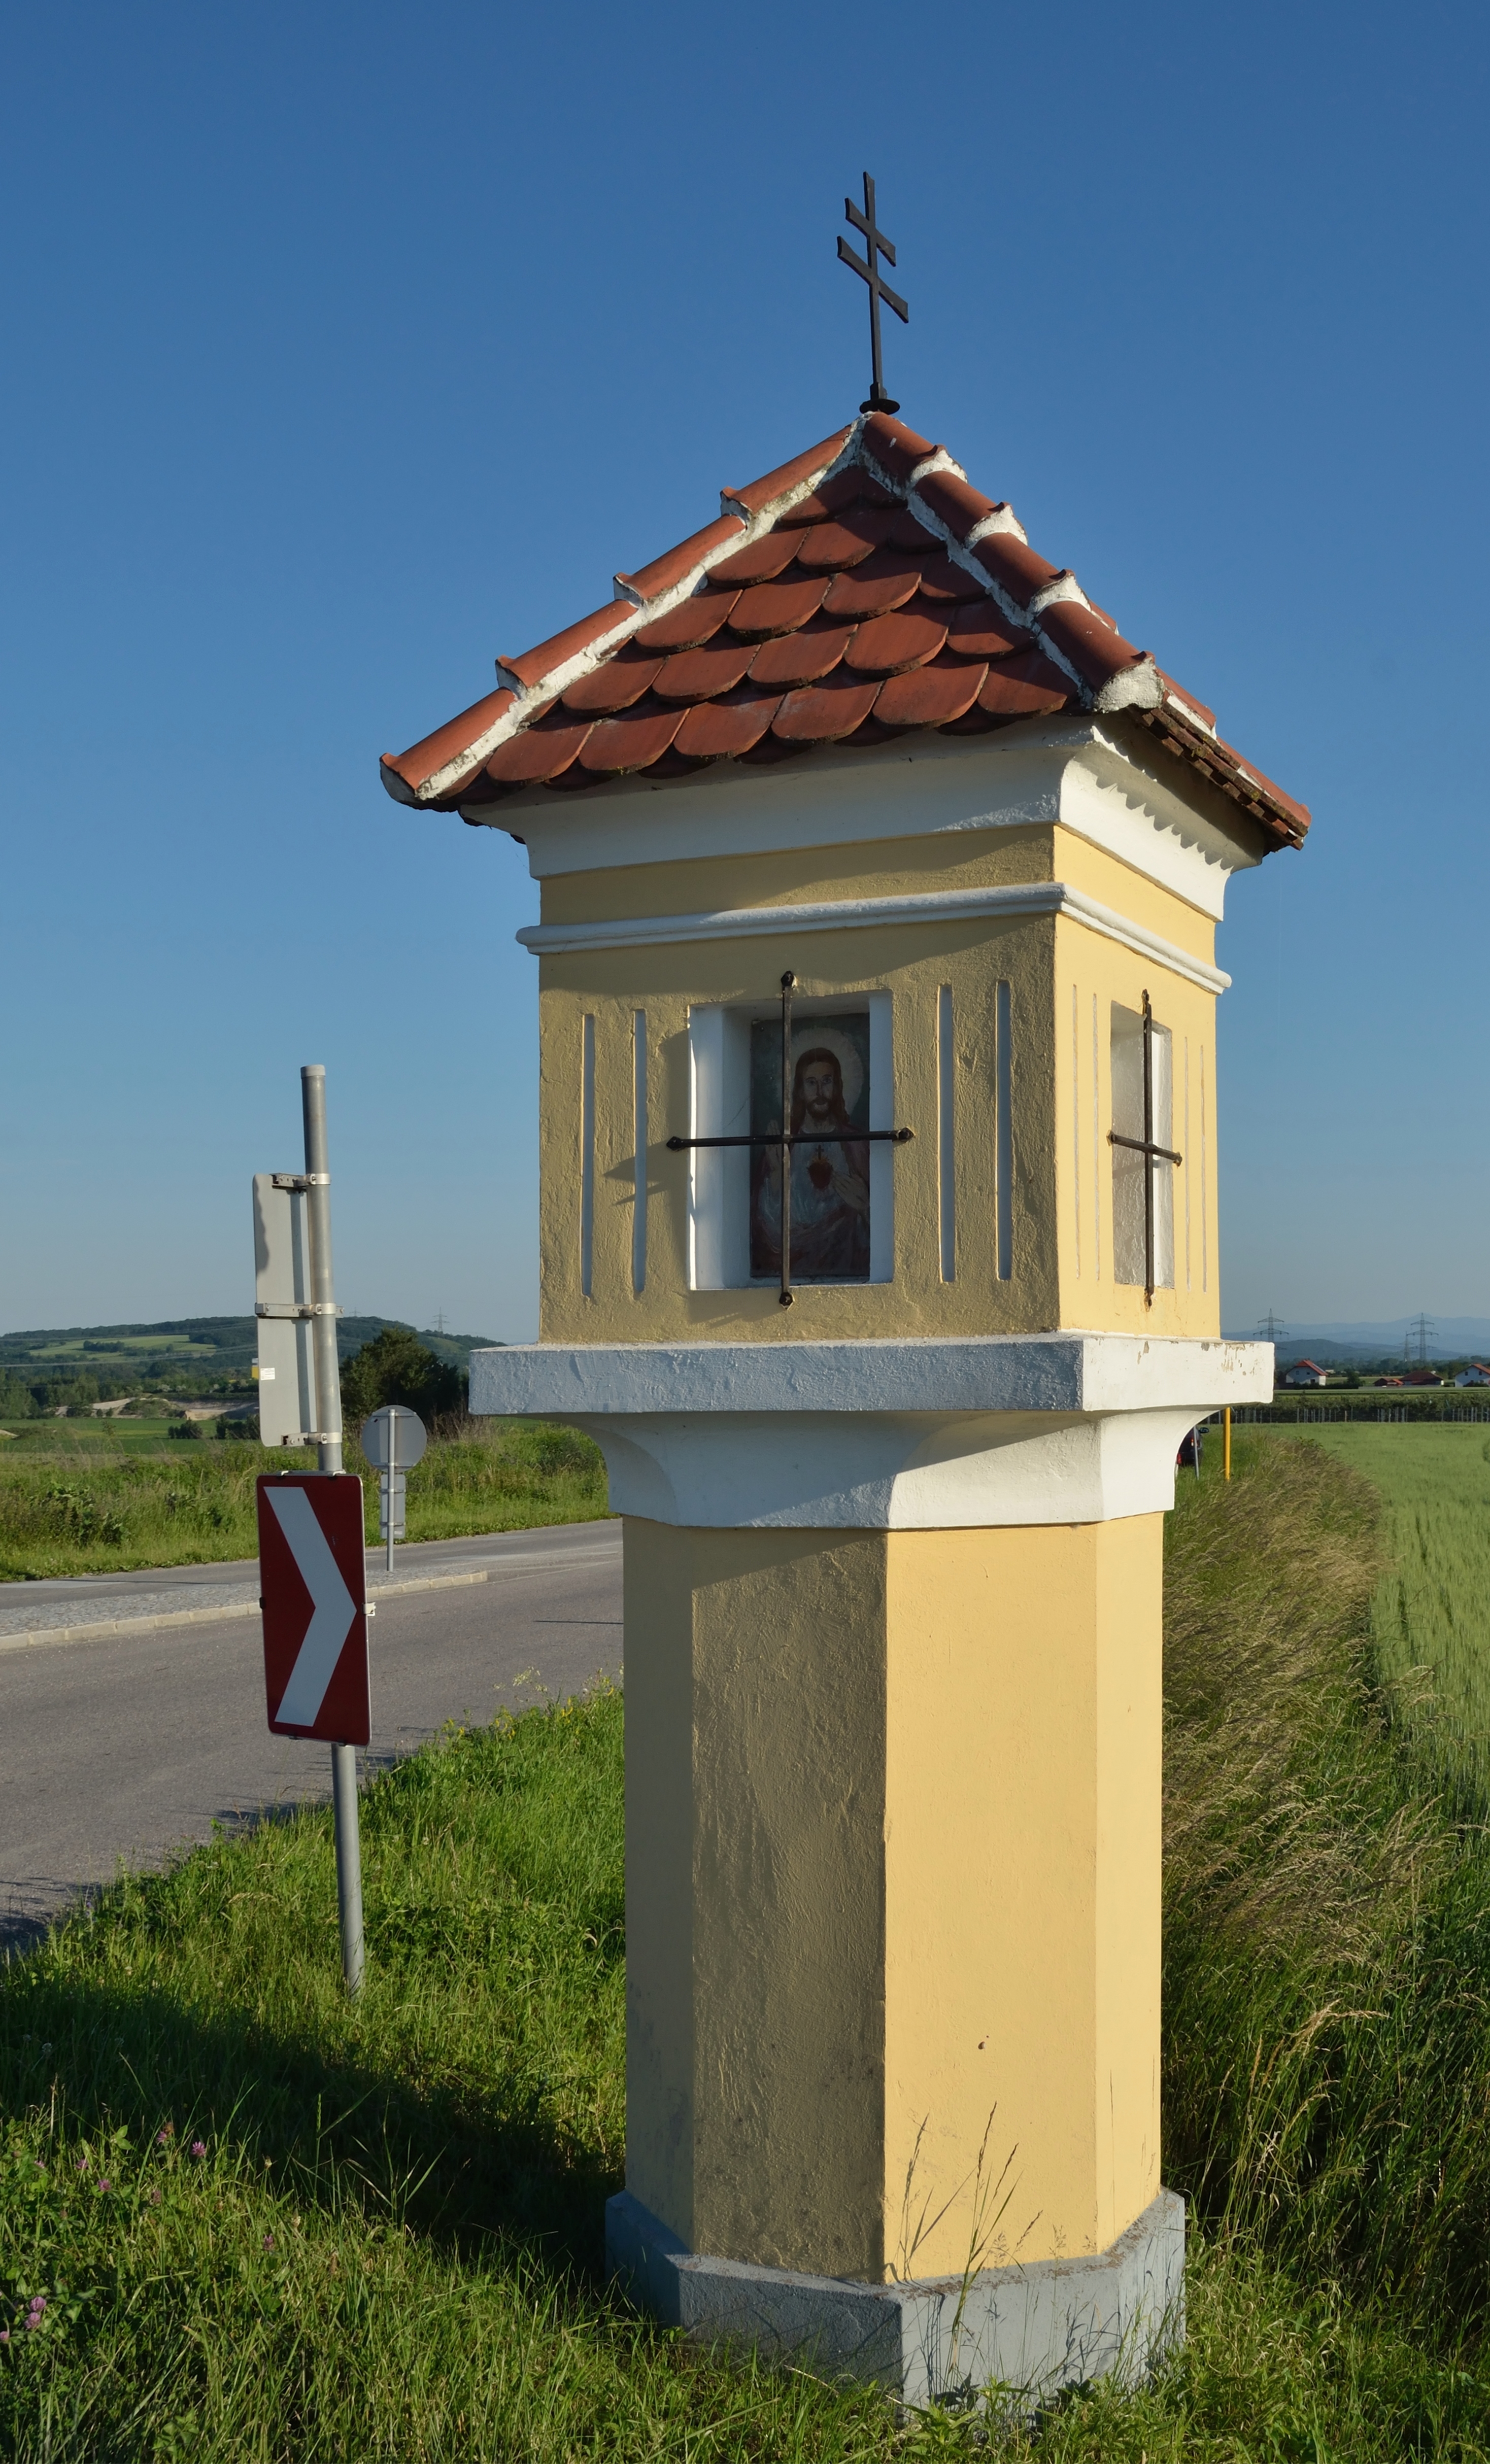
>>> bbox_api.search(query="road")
[0,1523,623,1945]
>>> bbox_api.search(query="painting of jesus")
[749,1013,872,1283]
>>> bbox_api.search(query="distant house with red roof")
[1454,1364,1490,1386]
[1282,1359,1329,1387]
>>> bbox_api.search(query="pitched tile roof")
[381,415,1309,850]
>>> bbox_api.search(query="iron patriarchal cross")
[837,174,908,416]
[1107,989,1183,1308]
[667,972,913,1309]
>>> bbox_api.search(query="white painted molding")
[489,720,1261,923]
[469,1335,1272,1530]
[517,879,1230,996]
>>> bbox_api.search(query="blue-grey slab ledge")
[606,2186,1186,2413]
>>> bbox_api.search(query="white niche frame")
[687,992,895,1291]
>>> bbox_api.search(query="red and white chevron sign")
[256,1474,370,1746]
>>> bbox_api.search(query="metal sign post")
[252,1065,365,1995]
[359,1405,427,1574]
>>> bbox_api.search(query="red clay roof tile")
[484,710,594,784]
[381,684,517,801]
[780,477,852,525]
[821,547,925,620]
[1037,600,1148,694]
[737,727,815,766]
[976,653,1073,720]
[652,636,757,703]
[884,507,939,553]
[945,602,1035,660]
[561,649,664,714]
[874,655,989,728]
[844,607,949,677]
[1155,668,1216,730]
[499,604,630,694]
[384,409,1308,850]
[772,673,881,742]
[970,534,1065,614]
[675,689,783,761]
[638,744,708,781]
[728,574,829,640]
[615,516,745,604]
[747,617,857,691]
[721,427,854,519]
[793,510,896,570]
[709,531,803,587]
[576,698,687,776]
[780,468,896,521]
[544,758,607,792]
[916,552,990,604]
[632,589,739,653]
[857,413,938,487]
[912,470,998,543]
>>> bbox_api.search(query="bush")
[339,1327,464,1431]
[166,1418,203,1441]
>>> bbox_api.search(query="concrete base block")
[606,2187,1185,2412]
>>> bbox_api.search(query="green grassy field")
[1272,1424,1490,1804]
[5,1438,1490,2453]
[0,1424,608,1581]
[0,1420,213,1458]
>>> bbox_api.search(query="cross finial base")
[860,385,900,415]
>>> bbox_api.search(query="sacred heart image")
[750,1010,872,1283]
[256,1473,370,1745]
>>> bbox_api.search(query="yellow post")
[1224,1405,1232,1479]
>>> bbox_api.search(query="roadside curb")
[0,1569,491,1657]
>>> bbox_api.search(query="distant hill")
[0,1316,500,1395]
[1223,1318,1490,1365]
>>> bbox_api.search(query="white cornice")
[517,877,1230,995]
[488,721,1259,923]
[468,1336,1273,1529]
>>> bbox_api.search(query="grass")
[5,1435,1490,2451]
[1282,1424,1490,1807]
[0,1422,608,1581]
[0,1420,199,1458]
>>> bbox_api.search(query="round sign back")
[358,1404,428,1470]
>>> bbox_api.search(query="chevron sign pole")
[252,1065,367,1996]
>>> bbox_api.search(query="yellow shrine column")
[624,1512,1163,2282]
[470,1332,1270,2403]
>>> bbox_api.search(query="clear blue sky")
[4,1,1486,1343]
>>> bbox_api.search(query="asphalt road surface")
[0,1523,622,1945]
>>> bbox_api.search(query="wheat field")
[1289,1424,1490,1802]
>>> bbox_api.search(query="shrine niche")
[381,360,1306,2403]
[749,1012,872,1284]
